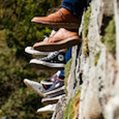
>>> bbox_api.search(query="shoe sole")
[37,104,56,114]
[24,79,45,97]
[29,63,59,72]
[25,46,49,55]
[41,80,53,85]
[34,36,81,52]
[32,21,79,30]
[37,109,54,114]
[30,60,64,69]
[41,94,65,104]
[29,63,64,70]
[44,85,65,95]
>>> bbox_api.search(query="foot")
[41,71,64,85]
[33,28,81,52]
[25,30,56,55]
[30,51,65,69]
[41,91,65,104]
[43,79,65,95]
[24,79,46,97]
[31,8,80,30]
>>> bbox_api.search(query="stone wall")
[52,0,119,118]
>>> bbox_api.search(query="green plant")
[94,51,101,66]
[83,6,92,38]
[101,18,116,55]
[64,91,80,119]
[82,6,92,57]
[64,59,72,94]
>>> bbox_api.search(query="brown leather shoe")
[33,28,81,52]
[31,8,80,30]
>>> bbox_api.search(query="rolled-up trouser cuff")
[61,0,87,17]
[61,2,77,16]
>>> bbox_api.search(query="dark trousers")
[61,0,88,17]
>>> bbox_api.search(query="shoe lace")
[40,51,59,60]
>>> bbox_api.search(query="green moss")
[101,17,116,55]
[82,6,91,57]
[64,99,73,119]
[94,51,101,66]
[82,37,89,57]
[64,59,72,94]
[64,91,80,119]
[83,6,92,38]
[65,59,72,80]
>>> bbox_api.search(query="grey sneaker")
[24,79,46,97]
[44,79,65,95]
[41,78,54,86]
[42,91,65,103]
[37,104,56,114]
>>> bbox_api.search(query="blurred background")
[0,0,60,118]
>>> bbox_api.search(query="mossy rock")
[64,91,80,119]
[101,17,116,55]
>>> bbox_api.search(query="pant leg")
[61,0,87,17]
[59,48,72,78]
[59,70,65,78]
[65,48,72,62]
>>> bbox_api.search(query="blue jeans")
[61,0,87,17]
[59,48,72,78]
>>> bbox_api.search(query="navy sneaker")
[41,71,65,86]
[42,90,65,103]
[44,79,65,95]
[30,51,65,69]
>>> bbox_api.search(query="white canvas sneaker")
[24,79,46,97]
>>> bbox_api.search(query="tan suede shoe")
[31,8,80,30]
[33,28,81,52]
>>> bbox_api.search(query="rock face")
[114,0,119,66]
[52,0,119,119]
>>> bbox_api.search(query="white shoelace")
[40,51,59,60]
